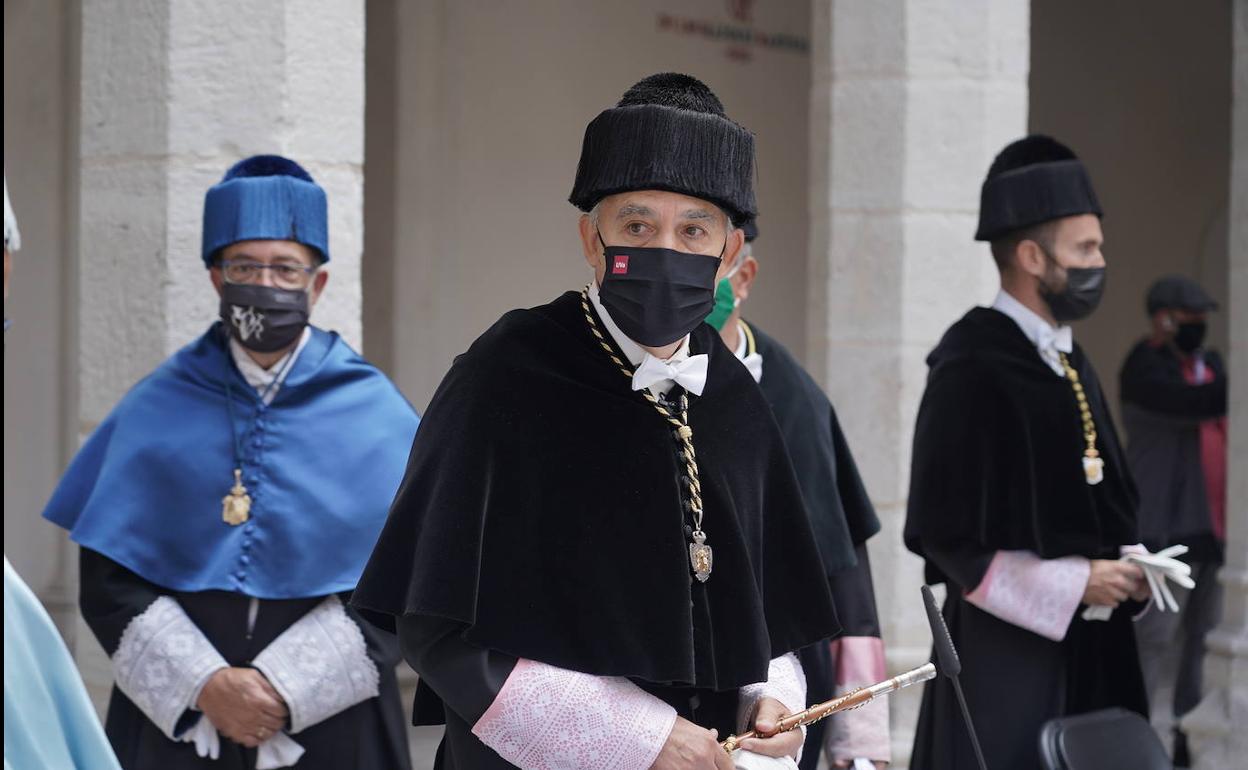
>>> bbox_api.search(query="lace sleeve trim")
[472,658,677,770]
[112,596,227,739]
[251,595,380,733]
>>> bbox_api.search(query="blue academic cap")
[201,155,329,267]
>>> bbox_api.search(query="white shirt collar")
[587,282,695,397]
[229,327,312,404]
[991,289,1072,376]
[729,320,765,383]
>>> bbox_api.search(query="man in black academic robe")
[353,74,841,770]
[1120,275,1228,760]
[42,157,417,770]
[706,222,890,769]
[904,136,1150,770]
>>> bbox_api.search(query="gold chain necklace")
[580,288,713,581]
[1058,352,1104,485]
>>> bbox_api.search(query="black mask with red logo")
[597,234,722,347]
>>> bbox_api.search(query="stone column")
[807,1,1029,763]
[74,0,364,708]
[1183,1,1248,766]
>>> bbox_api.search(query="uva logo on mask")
[612,255,630,274]
[219,283,311,353]
[230,306,266,343]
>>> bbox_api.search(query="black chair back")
[1039,708,1172,770]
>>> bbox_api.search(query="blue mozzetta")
[200,155,330,266]
[43,324,419,598]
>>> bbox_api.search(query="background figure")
[4,175,121,770]
[707,221,889,769]
[1120,275,1228,764]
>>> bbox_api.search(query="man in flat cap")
[706,222,890,769]
[904,135,1151,770]
[43,155,418,769]
[353,73,840,770]
[1120,275,1227,761]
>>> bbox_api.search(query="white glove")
[1082,545,1194,621]
[733,750,801,770]
[179,716,305,768]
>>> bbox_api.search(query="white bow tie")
[1037,325,1073,355]
[632,353,709,396]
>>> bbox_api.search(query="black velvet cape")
[353,291,839,694]
[904,307,1139,580]
[748,322,879,573]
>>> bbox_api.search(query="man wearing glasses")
[43,155,418,769]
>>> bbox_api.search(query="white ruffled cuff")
[737,653,808,761]
[251,595,380,734]
[112,596,228,740]
[472,658,677,769]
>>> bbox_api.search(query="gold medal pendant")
[690,530,713,583]
[221,468,252,526]
[1082,454,1105,486]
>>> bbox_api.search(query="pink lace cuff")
[824,637,891,763]
[965,550,1090,642]
[472,658,676,770]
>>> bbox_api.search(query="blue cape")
[43,325,419,599]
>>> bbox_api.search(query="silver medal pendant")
[689,530,713,582]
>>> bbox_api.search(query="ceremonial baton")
[719,662,936,753]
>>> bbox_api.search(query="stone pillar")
[74,0,364,708]
[807,1,1029,763]
[1183,1,1248,766]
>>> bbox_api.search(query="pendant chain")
[580,289,706,538]
[1059,351,1104,485]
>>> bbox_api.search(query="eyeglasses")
[220,260,318,290]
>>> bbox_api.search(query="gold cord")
[580,289,707,540]
[1059,351,1105,485]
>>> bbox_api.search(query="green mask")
[704,276,738,331]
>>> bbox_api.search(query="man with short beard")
[904,136,1150,770]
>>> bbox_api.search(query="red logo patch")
[612,255,630,274]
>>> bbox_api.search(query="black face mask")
[219,283,310,353]
[597,237,722,348]
[1039,253,1106,323]
[1174,320,1207,354]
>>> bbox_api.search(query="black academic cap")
[741,219,759,243]
[1145,274,1218,315]
[569,73,757,225]
[975,135,1102,242]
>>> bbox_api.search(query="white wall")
[366,0,815,408]
[1030,0,1232,415]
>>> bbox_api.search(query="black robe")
[79,549,411,770]
[741,322,884,768]
[904,307,1146,770]
[352,291,840,768]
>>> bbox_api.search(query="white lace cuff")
[251,595,380,733]
[112,596,228,740]
[472,658,677,769]
[965,550,1090,642]
[737,653,807,761]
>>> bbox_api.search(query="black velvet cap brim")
[975,159,1103,241]
[569,104,757,225]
